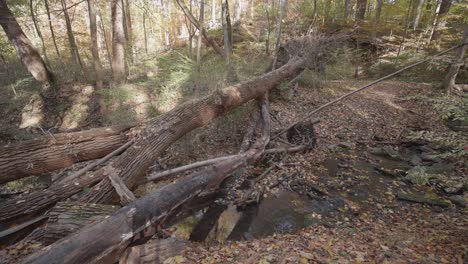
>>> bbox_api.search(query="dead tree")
[0,125,133,185]
[20,98,271,264]
[0,36,340,223]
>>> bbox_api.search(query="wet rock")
[370,146,402,161]
[420,152,442,163]
[396,192,450,207]
[443,182,464,195]
[409,154,422,166]
[337,142,353,150]
[404,166,433,185]
[448,195,466,207]
[425,163,455,175]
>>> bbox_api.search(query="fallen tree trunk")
[20,97,270,264]
[0,125,133,184]
[0,36,333,222]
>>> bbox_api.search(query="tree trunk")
[29,0,49,66]
[161,0,171,49]
[175,0,225,56]
[43,0,61,60]
[124,0,133,63]
[21,97,271,264]
[143,11,148,54]
[264,0,271,55]
[344,0,350,20]
[443,27,468,95]
[0,0,53,86]
[97,5,112,67]
[398,0,414,56]
[413,0,424,30]
[272,0,287,70]
[211,0,216,26]
[234,0,242,24]
[429,0,451,42]
[375,0,383,23]
[197,0,205,64]
[355,0,367,23]
[111,0,127,83]
[41,201,118,245]
[0,125,133,185]
[222,0,233,63]
[60,0,84,71]
[0,44,309,222]
[87,0,104,88]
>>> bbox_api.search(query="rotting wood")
[0,36,333,222]
[0,125,133,184]
[20,97,271,264]
[107,166,137,205]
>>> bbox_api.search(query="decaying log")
[41,201,118,245]
[119,238,186,264]
[0,202,117,264]
[0,125,133,184]
[1,36,334,223]
[77,54,303,204]
[21,97,271,264]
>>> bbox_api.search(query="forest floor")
[171,80,467,263]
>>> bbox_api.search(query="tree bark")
[29,0,49,66]
[60,0,84,71]
[197,0,205,64]
[355,0,367,23]
[43,0,61,60]
[124,0,133,63]
[87,0,104,88]
[344,0,350,20]
[0,0,53,86]
[175,0,225,56]
[41,201,118,245]
[111,0,127,83]
[143,10,148,54]
[20,97,271,264]
[0,125,133,185]
[443,27,468,95]
[272,0,287,70]
[211,0,216,26]
[97,5,112,67]
[222,0,233,63]
[0,47,306,222]
[413,0,424,30]
[429,0,451,42]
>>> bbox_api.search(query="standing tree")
[222,0,233,63]
[123,0,133,63]
[197,0,205,63]
[413,0,425,30]
[29,0,49,65]
[272,0,287,70]
[43,0,61,60]
[60,0,84,71]
[355,0,367,23]
[344,0,351,20]
[0,0,54,87]
[211,0,216,26]
[87,0,104,88]
[429,0,451,42]
[443,27,468,95]
[111,0,127,83]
